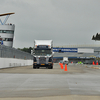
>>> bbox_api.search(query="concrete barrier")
[0,58,33,69]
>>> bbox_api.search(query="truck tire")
[33,65,36,69]
[51,65,53,69]
[37,67,39,69]
[48,65,53,69]
[48,66,50,69]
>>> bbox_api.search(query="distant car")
[63,61,69,65]
[63,57,69,65]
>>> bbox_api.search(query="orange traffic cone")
[92,61,95,65]
[59,63,63,69]
[96,61,98,65]
[61,63,63,69]
[64,64,67,71]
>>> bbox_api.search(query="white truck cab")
[33,40,53,69]
[63,57,69,65]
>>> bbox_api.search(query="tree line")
[18,47,33,54]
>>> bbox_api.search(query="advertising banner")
[53,48,78,52]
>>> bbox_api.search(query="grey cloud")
[0,0,100,48]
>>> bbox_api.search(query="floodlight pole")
[3,15,10,25]
[0,19,3,25]
[0,15,10,25]
[0,13,15,25]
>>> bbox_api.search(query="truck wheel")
[48,66,50,69]
[51,65,53,69]
[33,65,36,69]
[37,67,39,69]
[48,65,53,69]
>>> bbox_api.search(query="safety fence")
[0,45,33,60]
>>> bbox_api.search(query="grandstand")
[53,45,100,64]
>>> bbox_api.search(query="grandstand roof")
[0,12,15,16]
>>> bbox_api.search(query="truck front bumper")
[33,62,53,67]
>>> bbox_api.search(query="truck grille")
[39,57,46,64]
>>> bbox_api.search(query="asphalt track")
[0,63,100,100]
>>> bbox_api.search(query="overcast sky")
[0,0,100,48]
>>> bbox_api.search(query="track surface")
[0,63,100,100]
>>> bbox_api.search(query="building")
[53,46,100,64]
[0,13,15,47]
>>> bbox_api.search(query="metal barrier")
[0,45,33,60]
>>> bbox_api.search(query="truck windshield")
[34,49,51,56]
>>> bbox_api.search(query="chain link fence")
[0,45,33,60]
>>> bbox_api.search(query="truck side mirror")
[31,50,35,55]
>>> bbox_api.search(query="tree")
[18,47,33,53]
